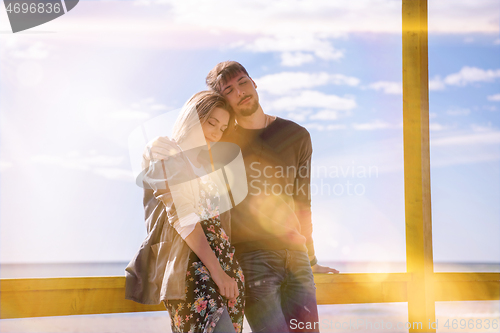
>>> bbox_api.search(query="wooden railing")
[1,272,499,319]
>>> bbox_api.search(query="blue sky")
[0,0,498,267]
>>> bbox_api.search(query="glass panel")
[428,0,500,269]
[0,0,406,274]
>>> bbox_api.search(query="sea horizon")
[1,261,499,279]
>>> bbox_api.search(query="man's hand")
[142,136,180,170]
[311,263,339,274]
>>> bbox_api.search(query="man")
[146,61,338,332]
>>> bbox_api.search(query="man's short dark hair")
[206,61,250,93]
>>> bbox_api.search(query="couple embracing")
[126,61,338,333]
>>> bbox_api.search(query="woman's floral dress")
[166,174,245,333]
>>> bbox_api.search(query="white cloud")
[237,35,344,65]
[29,152,130,181]
[256,72,360,95]
[108,109,150,120]
[2,39,50,60]
[429,76,446,91]
[141,98,171,111]
[93,167,135,181]
[463,37,474,43]
[430,67,500,92]
[165,1,401,35]
[310,110,340,120]
[133,0,152,6]
[304,123,347,131]
[0,161,13,172]
[431,150,499,167]
[268,90,356,112]
[142,97,155,104]
[429,112,438,119]
[31,153,124,167]
[304,123,327,131]
[471,123,495,132]
[350,120,447,131]
[429,123,448,131]
[286,111,311,122]
[446,108,470,116]
[352,120,401,130]
[330,75,360,86]
[151,104,169,110]
[431,131,500,146]
[444,66,500,86]
[280,52,315,67]
[31,154,88,171]
[164,0,497,35]
[16,62,44,87]
[430,130,500,167]
[367,81,402,95]
[8,0,495,52]
[10,41,49,59]
[487,93,500,102]
[89,98,167,122]
[428,0,499,34]
[495,38,500,45]
[326,124,347,130]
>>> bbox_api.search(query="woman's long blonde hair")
[172,91,232,144]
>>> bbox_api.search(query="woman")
[126,91,244,333]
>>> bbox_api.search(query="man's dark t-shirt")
[221,117,315,257]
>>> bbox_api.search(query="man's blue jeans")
[236,249,319,332]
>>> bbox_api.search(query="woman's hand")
[211,268,239,300]
[141,136,180,170]
[183,224,239,300]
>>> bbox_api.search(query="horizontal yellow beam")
[0,276,124,292]
[434,272,500,282]
[316,281,408,305]
[314,273,410,304]
[434,273,500,302]
[0,287,165,319]
[1,273,499,319]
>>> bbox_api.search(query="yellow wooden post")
[402,0,436,332]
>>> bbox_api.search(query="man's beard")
[238,98,259,117]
